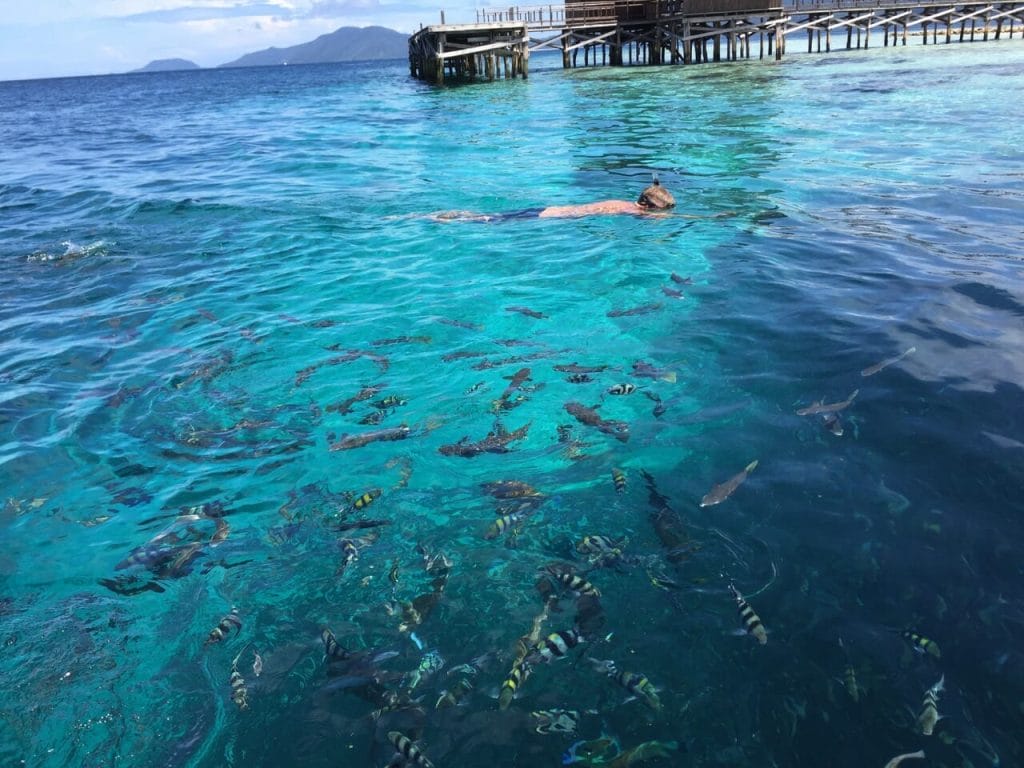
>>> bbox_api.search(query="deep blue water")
[1,43,1023,768]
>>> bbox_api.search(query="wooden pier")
[409,0,1024,83]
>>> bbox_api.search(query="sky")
[0,0,482,81]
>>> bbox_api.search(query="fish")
[531,708,580,735]
[883,750,925,768]
[435,674,476,709]
[372,395,407,410]
[700,460,758,507]
[500,367,531,398]
[321,627,361,662]
[437,317,483,330]
[843,664,859,702]
[481,480,541,499]
[644,391,667,418]
[329,425,410,451]
[498,660,531,710]
[728,582,767,645]
[901,629,941,659]
[484,511,529,540]
[326,384,381,414]
[439,422,531,458]
[610,468,627,494]
[609,668,662,712]
[606,383,637,395]
[822,413,844,436]
[506,305,548,319]
[205,607,242,646]
[252,650,263,678]
[441,350,489,362]
[630,360,676,383]
[861,346,916,377]
[606,302,662,318]
[542,564,601,597]
[661,285,684,299]
[387,731,434,768]
[566,373,593,383]
[670,273,693,285]
[562,736,619,766]
[526,629,585,664]
[565,401,629,442]
[229,662,248,710]
[577,535,627,559]
[465,381,486,394]
[388,559,400,586]
[405,649,445,692]
[795,389,859,416]
[348,488,382,512]
[918,675,944,735]
[372,335,431,346]
[605,740,678,768]
[336,532,378,575]
[554,363,610,375]
[359,410,385,425]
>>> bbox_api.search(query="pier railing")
[477,0,1009,25]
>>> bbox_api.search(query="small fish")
[205,608,242,646]
[822,413,844,436]
[630,360,676,383]
[498,660,531,710]
[610,669,662,711]
[484,511,527,540]
[562,736,618,766]
[359,410,385,425]
[388,559,400,586]
[405,649,445,691]
[338,539,360,572]
[252,650,263,678]
[918,675,945,735]
[607,302,662,318]
[229,664,248,710]
[606,383,637,396]
[481,480,541,499]
[531,708,580,735]
[372,395,407,410]
[670,273,693,285]
[387,731,434,768]
[611,468,626,493]
[661,285,684,299]
[861,346,916,377]
[883,750,925,768]
[372,335,431,347]
[329,425,410,452]
[542,564,601,597]
[554,363,609,375]
[566,373,593,384]
[901,629,941,659]
[465,381,487,394]
[728,582,767,645]
[577,535,626,557]
[527,629,585,664]
[321,627,360,661]
[348,488,382,512]
[437,317,483,330]
[326,384,381,414]
[795,389,859,416]
[843,664,859,702]
[506,305,548,319]
[700,460,758,507]
[435,674,476,709]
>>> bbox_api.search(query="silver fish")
[918,675,944,735]
[795,390,858,416]
[883,750,925,768]
[700,460,758,507]
[531,708,580,735]
[861,346,916,377]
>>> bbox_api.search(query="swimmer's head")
[637,180,675,210]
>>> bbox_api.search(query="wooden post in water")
[436,33,445,83]
[971,17,976,41]
[865,11,871,47]
[984,11,990,40]
[847,16,853,48]
[827,20,832,51]
[922,19,928,44]
[562,35,570,68]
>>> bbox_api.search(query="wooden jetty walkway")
[409,0,1024,82]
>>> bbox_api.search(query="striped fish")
[901,629,941,659]
[321,627,359,661]
[387,731,434,768]
[728,583,767,645]
[918,675,945,735]
[611,669,662,712]
[350,488,381,511]
[205,607,241,646]
[528,629,584,664]
[551,570,601,597]
[607,383,637,395]
[498,660,531,710]
[611,468,626,493]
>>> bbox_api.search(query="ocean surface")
[1,42,1023,768]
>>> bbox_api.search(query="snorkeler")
[431,179,677,222]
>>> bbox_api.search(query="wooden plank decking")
[409,0,1024,83]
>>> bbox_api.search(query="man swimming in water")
[432,179,676,222]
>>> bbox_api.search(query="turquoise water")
[1,43,1023,767]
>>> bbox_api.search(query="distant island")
[132,58,200,73]
[131,26,408,75]
[219,25,407,68]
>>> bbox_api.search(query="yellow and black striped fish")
[387,731,434,768]
[498,661,531,710]
[607,383,637,396]
[548,568,601,597]
[528,629,585,664]
[349,488,381,512]
[611,468,626,493]
[484,512,525,540]
[612,669,662,711]
[435,675,475,709]
[205,607,242,646]
[901,629,941,659]
[728,583,767,645]
[373,395,407,410]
